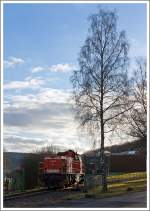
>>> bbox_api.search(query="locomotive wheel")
[65,174,76,186]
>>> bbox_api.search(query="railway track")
[4,188,50,201]
[4,185,82,201]
[4,187,82,208]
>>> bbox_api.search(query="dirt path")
[54,191,147,208]
[4,189,79,208]
[4,190,147,208]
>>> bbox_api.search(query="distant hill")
[83,140,146,156]
[3,152,29,176]
[106,140,146,153]
[83,140,146,173]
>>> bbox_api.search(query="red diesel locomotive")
[39,150,84,189]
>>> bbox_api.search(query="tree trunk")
[100,120,107,192]
[100,63,107,192]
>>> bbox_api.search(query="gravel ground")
[4,190,147,208]
[54,191,147,208]
[4,189,80,208]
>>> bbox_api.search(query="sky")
[3,2,147,153]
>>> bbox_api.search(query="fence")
[107,172,146,184]
[84,174,102,191]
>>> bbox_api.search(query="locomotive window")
[75,155,79,160]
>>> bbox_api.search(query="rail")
[4,188,49,201]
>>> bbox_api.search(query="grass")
[64,172,147,201]
[107,172,146,182]
[92,179,146,199]
[5,172,147,201]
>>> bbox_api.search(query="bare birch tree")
[71,8,132,192]
[127,59,147,142]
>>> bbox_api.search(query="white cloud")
[4,78,44,90]
[4,86,128,153]
[4,135,46,152]
[3,87,91,153]
[4,135,44,145]
[4,88,72,110]
[31,63,77,73]
[4,57,25,69]
[49,63,76,73]
[31,66,45,73]
[38,88,72,104]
